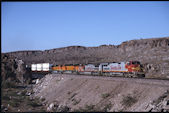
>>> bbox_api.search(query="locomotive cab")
[125,61,145,77]
[126,61,142,72]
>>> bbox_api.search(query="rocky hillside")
[1,54,32,85]
[3,37,169,78]
[32,74,169,112]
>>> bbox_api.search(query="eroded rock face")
[3,37,169,78]
[1,54,32,84]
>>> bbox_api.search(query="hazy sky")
[2,1,169,53]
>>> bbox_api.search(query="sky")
[2,1,169,53]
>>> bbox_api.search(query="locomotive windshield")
[132,61,140,65]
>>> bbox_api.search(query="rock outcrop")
[3,37,169,78]
[1,54,32,84]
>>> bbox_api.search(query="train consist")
[31,61,145,78]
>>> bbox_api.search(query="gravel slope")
[32,74,169,112]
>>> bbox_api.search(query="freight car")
[31,63,53,74]
[51,61,145,78]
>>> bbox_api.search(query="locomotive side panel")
[78,65,85,72]
[52,65,63,73]
[61,66,66,71]
[85,64,99,72]
[65,65,75,71]
[125,61,142,72]
[102,62,128,72]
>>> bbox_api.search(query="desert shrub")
[101,93,110,99]
[73,104,95,112]
[12,96,24,103]
[67,91,72,95]
[57,105,70,112]
[72,98,81,105]
[167,100,169,105]
[85,104,95,111]
[56,79,60,82]
[8,100,20,107]
[8,90,18,97]
[2,95,10,100]
[69,93,77,100]
[2,81,17,89]
[121,94,138,107]
[28,101,42,107]
[95,85,99,89]
[41,97,46,102]
[27,97,42,107]
[103,103,112,111]
[21,90,27,96]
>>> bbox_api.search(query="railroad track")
[55,73,169,87]
[31,71,169,87]
[51,72,169,81]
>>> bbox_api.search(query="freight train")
[31,61,145,78]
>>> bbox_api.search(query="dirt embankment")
[3,37,169,79]
[32,74,169,112]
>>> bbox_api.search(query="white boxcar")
[31,64,37,71]
[37,64,42,71]
[42,63,50,71]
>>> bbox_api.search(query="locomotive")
[51,61,145,78]
[31,61,145,78]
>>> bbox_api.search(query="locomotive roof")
[52,61,141,66]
